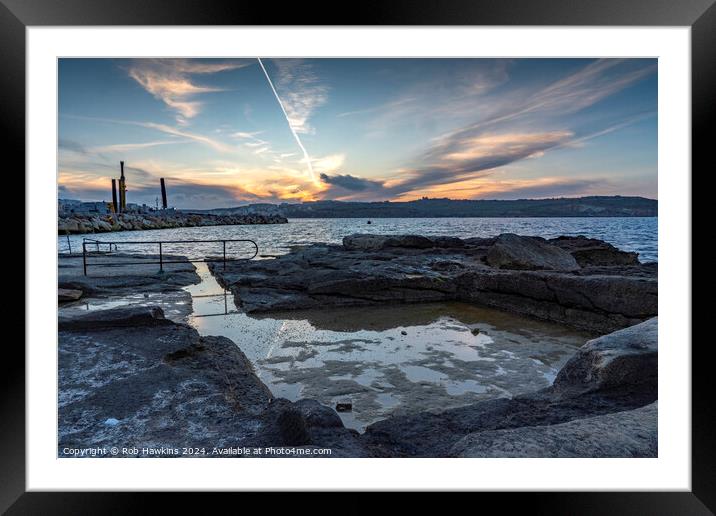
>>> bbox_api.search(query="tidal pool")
[186,263,594,431]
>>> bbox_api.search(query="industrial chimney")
[111,179,118,213]
[160,178,168,210]
[118,161,127,212]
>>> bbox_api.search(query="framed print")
[6,0,711,510]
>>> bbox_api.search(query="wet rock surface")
[209,233,656,334]
[58,307,368,457]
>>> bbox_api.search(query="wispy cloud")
[386,130,574,196]
[272,59,328,135]
[92,140,183,153]
[126,59,251,124]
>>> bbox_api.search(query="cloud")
[463,59,657,133]
[140,122,236,153]
[272,59,328,135]
[320,173,385,192]
[59,139,89,155]
[126,59,250,123]
[92,140,183,153]
[386,130,575,196]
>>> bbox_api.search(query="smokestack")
[118,161,127,212]
[160,178,168,209]
[111,179,118,213]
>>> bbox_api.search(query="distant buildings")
[58,198,175,217]
[58,199,111,216]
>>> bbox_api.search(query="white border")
[27,27,691,491]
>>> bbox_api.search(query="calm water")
[184,263,593,431]
[59,217,658,262]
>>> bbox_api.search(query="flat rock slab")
[450,402,657,458]
[58,253,200,297]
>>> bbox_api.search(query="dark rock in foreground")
[553,317,657,396]
[210,233,656,334]
[449,402,657,458]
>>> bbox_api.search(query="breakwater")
[58,212,288,235]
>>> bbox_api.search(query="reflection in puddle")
[186,263,594,432]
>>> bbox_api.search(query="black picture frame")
[6,0,708,511]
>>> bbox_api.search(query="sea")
[59,216,658,262]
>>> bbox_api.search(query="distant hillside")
[189,196,657,218]
[280,196,657,218]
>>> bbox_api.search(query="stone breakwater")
[58,212,288,235]
[209,233,656,334]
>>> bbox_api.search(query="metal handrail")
[81,238,258,275]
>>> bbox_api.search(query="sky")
[58,58,657,209]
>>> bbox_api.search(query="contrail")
[257,58,316,183]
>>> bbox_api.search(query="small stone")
[335,401,352,412]
[401,330,408,336]
[104,418,120,426]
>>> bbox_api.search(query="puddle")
[185,262,594,432]
[59,290,192,323]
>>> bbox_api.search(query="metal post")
[159,242,163,272]
[82,242,87,276]
[223,241,226,270]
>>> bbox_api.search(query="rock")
[553,317,657,396]
[210,234,655,333]
[58,218,80,234]
[450,402,657,458]
[97,220,112,232]
[343,234,438,250]
[58,288,83,302]
[549,235,640,266]
[58,305,169,330]
[57,212,287,235]
[335,401,353,412]
[486,233,580,271]
[276,408,312,445]
[342,234,390,250]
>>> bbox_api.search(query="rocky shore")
[58,305,657,458]
[58,211,288,235]
[58,234,658,458]
[209,233,656,334]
